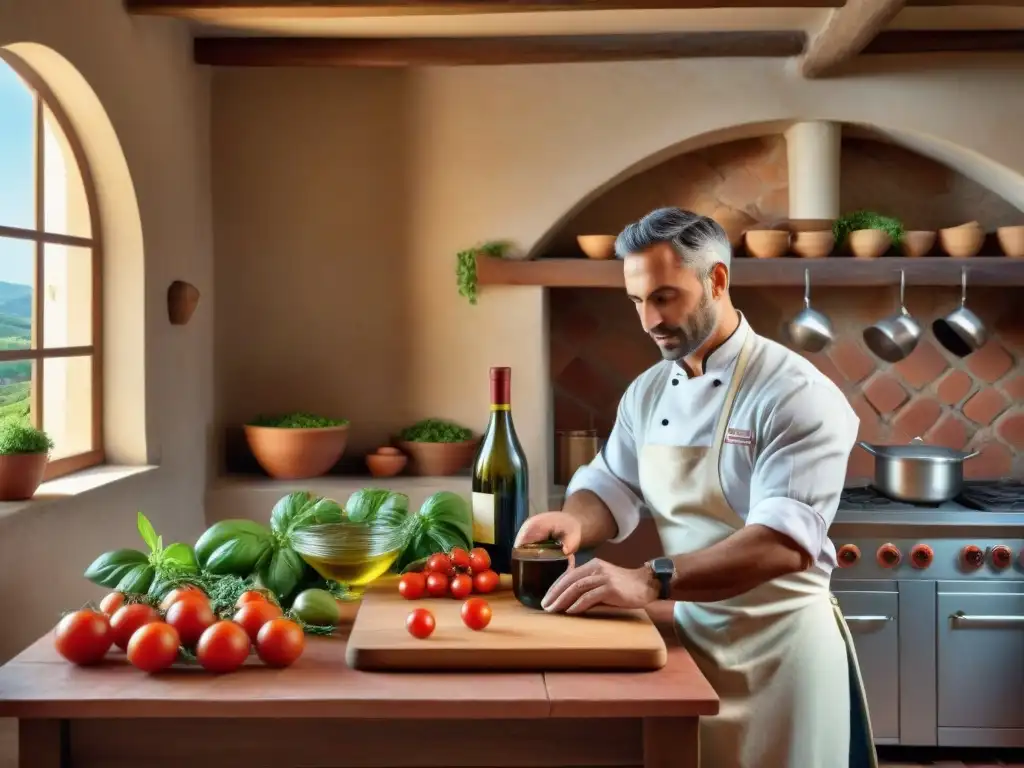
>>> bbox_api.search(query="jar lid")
[512,539,567,560]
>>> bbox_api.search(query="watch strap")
[647,557,674,600]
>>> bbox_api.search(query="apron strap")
[709,328,756,463]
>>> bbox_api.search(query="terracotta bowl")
[576,235,616,260]
[396,438,479,477]
[997,225,1024,258]
[366,452,407,478]
[938,224,984,259]
[744,229,790,259]
[244,424,349,480]
[0,453,48,501]
[848,229,891,259]
[900,230,936,258]
[791,230,835,259]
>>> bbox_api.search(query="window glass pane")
[0,60,36,231]
[0,358,32,427]
[43,242,91,348]
[42,354,92,458]
[43,105,90,238]
[0,236,35,350]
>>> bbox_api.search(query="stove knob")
[876,543,902,568]
[960,544,984,570]
[837,544,861,568]
[910,544,934,569]
[991,545,1013,570]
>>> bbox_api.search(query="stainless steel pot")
[858,437,980,504]
[863,269,921,363]
[785,268,834,353]
[932,267,988,358]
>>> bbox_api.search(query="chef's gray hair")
[614,207,731,282]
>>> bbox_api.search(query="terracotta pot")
[366,452,407,478]
[576,235,616,260]
[396,439,479,477]
[791,230,835,259]
[167,280,200,325]
[938,224,984,259]
[0,453,48,501]
[848,229,891,259]
[243,424,349,480]
[996,226,1024,258]
[900,230,936,258]
[744,229,790,259]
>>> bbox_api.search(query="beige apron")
[638,332,878,768]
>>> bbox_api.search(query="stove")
[828,480,1024,751]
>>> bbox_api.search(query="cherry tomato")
[449,547,471,571]
[468,547,491,573]
[233,600,283,643]
[235,590,270,608]
[110,603,160,650]
[165,596,217,647]
[461,598,492,631]
[473,569,499,594]
[127,622,180,673]
[425,571,449,598]
[425,553,452,574]
[398,572,426,600]
[450,573,473,600]
[99,592,125,616]
[159,585,207,612]
[54,610,113,666]
[256,618,306,668]
[196,621,251,673]
[406,608,436,639]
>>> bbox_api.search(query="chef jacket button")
[661,419,669,426]
[713,379,722,387]
[672,379,679,386]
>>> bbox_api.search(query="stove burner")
[958,480,1024,511]
[841,480,1024,512]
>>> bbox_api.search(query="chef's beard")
[650,286,718,361]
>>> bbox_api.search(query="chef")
[516,207,877,768]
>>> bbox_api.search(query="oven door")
[833,584,900,742]
[936,581,1024,745]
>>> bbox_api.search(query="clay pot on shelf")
[791,230,835,259]
[167,280,200,326]
[848,229,891,259]
[996,225,1024,258]
[243,424,350,480]
[576,235,616,260]
[0,453,48,501]
[900,231,936,258]
[366,448,408,478]
[396,438,479,477]
[938,222,985,259]
[744,229,790,259]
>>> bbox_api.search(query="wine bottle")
[471,366,529,575]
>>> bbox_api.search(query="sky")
[0,58,37,288]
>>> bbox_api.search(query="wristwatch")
[646,557,675,600]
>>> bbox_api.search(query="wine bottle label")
[471,491,496,545]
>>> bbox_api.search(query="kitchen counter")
[0,601,718,768]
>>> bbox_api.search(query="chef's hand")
[514,512,582,556]
[541,557,659,615]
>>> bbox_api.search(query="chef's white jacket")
[566,314,860,574]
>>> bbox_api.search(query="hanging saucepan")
[863,269,921,363]
[858,437,979,504]
[785,268,834,353]
[932,267,988,358]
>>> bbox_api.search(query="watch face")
[651,557,674,576]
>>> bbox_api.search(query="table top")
[0,600,718,721]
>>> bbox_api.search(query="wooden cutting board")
[345,575,668,671]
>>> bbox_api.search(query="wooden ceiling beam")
[193,31,808,66]
[799,0,906,78]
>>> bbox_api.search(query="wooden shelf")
[476,255,1024,288]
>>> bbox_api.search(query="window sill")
[0,464,159,525]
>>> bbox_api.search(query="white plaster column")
[784,121,841,220]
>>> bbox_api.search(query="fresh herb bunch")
[247,412,349,429]
[399,418,472,443]
[0,419,53,455]
[456,240,512,305]
[833,211,904,248]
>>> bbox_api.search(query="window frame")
[0,50,104,481]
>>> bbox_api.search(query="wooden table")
[0,602,717,768]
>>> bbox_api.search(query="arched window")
[0,52,102,479]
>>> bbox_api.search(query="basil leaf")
[270,492,344,535]
[84,549,149,588]
[160,542,199,573]
[195,520,272,569]
[137,512,160,553]
[259,547,307,601]
[346,489,409,524]
[116,563,155,594]
[204,536,274,576]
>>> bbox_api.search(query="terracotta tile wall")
[549,133,1024,481]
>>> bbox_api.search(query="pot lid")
[859,438,976,462]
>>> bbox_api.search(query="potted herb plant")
[0,419,54,501]
[243,412,350,480]
[396,418,479,477]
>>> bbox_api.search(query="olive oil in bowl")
[292,520,410,598]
